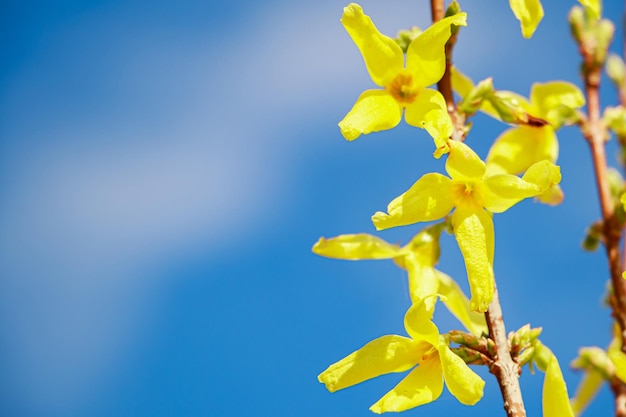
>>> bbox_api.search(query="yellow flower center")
[386,72,419,104]
[451,181,485,209]
[420,345,439,362]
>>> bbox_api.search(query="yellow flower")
[318,299,484,413]
[486,81,584,169]
[312,228,487,336]
[452,68,583,206]
[372,140,561,312]
[339,3,467,150]
[485,81,583,205]
[509,0,544,38]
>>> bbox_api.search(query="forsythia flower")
[372,140,561,312]
[485,81,584,175]
[312,228,487,336]
[452,69,583,205]
[509,0,544,38]
[318,299,485,413]
[339,3,467,150]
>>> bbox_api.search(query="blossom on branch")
[372,140,562,312]
[318,299,484,413]
[338,3,466,151]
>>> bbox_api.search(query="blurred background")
[1,1,624,416]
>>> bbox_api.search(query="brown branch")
[610,376,626,417]
[582,63,626,353]
[578,21,626,414]
[486,284,527,417]
[430,0,466,141]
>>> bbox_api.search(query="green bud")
[593,19,615,66]
[582,221,603,252]
[445,1,461,17]
[489,91,527,124]
[449,347,490,366]
[607,54,626,88]
[489,91,548,126]
[445,1,462,37]
[607,167,624,201]
[571,346,615,380]
[518,346,535,367]
[604,106,626,137]
[510,324,543,355]
[458,77,494,116]
[568,6,586,44]
[394,26,422,53]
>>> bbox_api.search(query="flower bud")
[458,77,494,116]
[593,19,615,66]
[582,221,603,252]
[489,91,528,124]
[568,6,586,44]
[607,54,625,88]
[518,346,535,366]
[445,1,462,37]
[394,26,422,53]
[571,346,615,380]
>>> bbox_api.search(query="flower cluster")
[315,2,577,415]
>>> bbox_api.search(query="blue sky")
[0,1,624,416]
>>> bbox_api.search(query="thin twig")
[578,21,626,415]
[581,60,626,353]
[610,376,626,417]
[486,285,527,417]
[430,0,465,141]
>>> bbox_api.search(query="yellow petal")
[570,370,604,416]
[439,345,485,405]
[406,13,468,88]
[370,355,444,413]
[451,207,494,312]
[341,3,404,86]
[483,173,543,213]
[530,81,585,129]
[339,90,403,140]
[509,0,544,38]
[578,0,601,19]
[404,255,441,304]
[404,298,440,346]
[372,173,454,230]
[483,160,561,212]
[312,234,404,260]
[543,354,575,417]
[437,271,488,336]
[405,88,453,149]
[450,66,474,98]
[521,159,562,191]
[446,140,486,180]
[318,335,424,392]
[485,125,558,176]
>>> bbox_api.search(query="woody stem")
[430,0,465,141]
[486,284,527,417]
